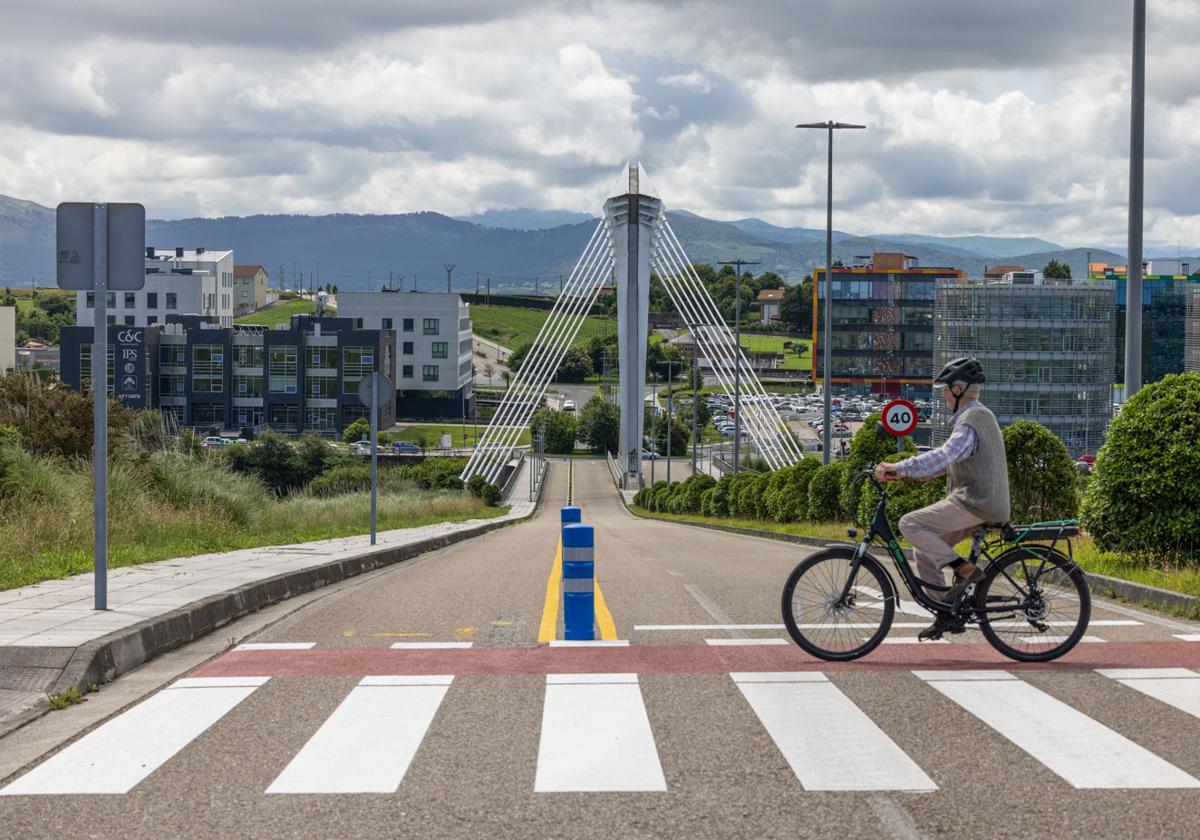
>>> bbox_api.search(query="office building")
[75,246,235,329]
[1091,263,1200,386]
[336,290,474,418]
[813,252,963,397]
[933,276,1114,456]
[1186,286,1200,374]
[60,315,394,435]
[0,306,14,374]
[233,265,270,315]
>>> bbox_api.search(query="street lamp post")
[1124,0,1146,400]
[797,120,865,464]
[718,259,761,473]
[666,359,672,484]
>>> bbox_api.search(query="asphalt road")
[3,461,1200,839]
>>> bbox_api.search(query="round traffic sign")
[881,398,918,437]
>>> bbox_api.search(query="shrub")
[308,463,371,497]
[632,486,649,507]
[698,487,717,516]
[296,432,346,484]
[764,459,820,523]
[727,472,765,519]
[677,473,716,514]
[480,482,503,506]
[223,430,304,496]
[808,461,849,522]
[146,451,267,525]
[0,373,136,459]
[839,414,914,521]
[0,440,70,504]
[856,453,946,529]
[1081,372,1200,555]
[1002,419,1079,523]
[343,417,370,444]
[708,474,735,517]
[467,474,488,498]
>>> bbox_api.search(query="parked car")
[202,436,228,451]
[392,441,421,454]
[641,449,660,460]
[350,441,373,456]
[562,399,576,412]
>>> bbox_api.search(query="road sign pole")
[93,204,108,611]
[370,371,378,546]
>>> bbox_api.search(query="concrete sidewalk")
[0,494,536,733]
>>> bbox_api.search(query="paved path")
[3,461,1200,838]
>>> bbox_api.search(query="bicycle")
[781,465,1091,663]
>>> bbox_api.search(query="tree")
[578,396,619,454]
[225,430,304,496]
[1003,420,1079,522]
[531,408,577,454]
[1043,259,1072,279]
[653,414,688,457]
[343,417,370,444]
[506,342,532,373]
[779,277,813,334]
[556,346,593,382]
[1081,372,1200,555]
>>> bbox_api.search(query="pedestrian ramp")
[4,668,1200,796]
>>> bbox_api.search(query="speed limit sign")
[881,399,919,437]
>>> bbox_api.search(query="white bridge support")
[462,164,800,487]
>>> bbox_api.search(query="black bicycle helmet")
[933,356,986,389]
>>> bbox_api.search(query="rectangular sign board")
[56,202,146,291]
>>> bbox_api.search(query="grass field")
[470,305,614,351]
[390,423,531,448]
[738,333,812,370]
[2,288,75,315]
[235,299,330,326]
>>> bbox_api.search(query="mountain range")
[0,193,1181,293]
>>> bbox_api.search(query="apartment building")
[75,246,235,329]
[813,252,964,397]
[60,315,394,436]
[232,265,270,315]
[336,290,474,418]
[1186,286,1200,375]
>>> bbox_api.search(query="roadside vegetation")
[0,375,505,591]
[470,304,612,351]
[234,298,330,326]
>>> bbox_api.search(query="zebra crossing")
[4,668,1200,797]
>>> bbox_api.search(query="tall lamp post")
[1124,0,1146,400]
[718,259,761,473]
[797,120,865,464]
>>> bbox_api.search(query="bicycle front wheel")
[781,548,895,661]
[976,546,1091,662]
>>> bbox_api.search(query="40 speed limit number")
[881,398,918,437]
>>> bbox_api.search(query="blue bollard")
[561,523,595,641]
[561,506,581,526]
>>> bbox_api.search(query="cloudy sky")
[0,0,1195,251]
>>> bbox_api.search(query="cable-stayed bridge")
[461,164,802,488]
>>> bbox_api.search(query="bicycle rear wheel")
[976,546,1090,662]
[781,548,895,661]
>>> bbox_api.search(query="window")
[124,292,136,308]
[166,293,177,309]
[233,374,263,397]
[431,341,448,359]
[402,341,414,355]
[147,316,157,325]
[79,344,114,393]
[193,404,225,427]
[423,318,439,335]
[106,292,115,308]
[305,407,337,431]
[309,375,337,398]
[147,292,158,308]
[235,346,264,368]
[124,315,135,326]
[402,318,414,332]
[86,292,94,308]
[106,315,116,325]
[309,346,337,368]
[342,346,374,394]
[382,318,393,329]
[268,346,298,394]
[159,374,185,396]
[160,345,186,366]
[192,345,225,393]
[354,318,364,328]
[402,365,413,378]
[268,404,299,430]
[234,407,264,428]
[422,365,439,382]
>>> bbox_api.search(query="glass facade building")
[1186,286,1200,374]
[813,255,962,398]
[932,279,1114,457]
[1095,267,1200,386]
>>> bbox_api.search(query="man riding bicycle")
[874,357,1011,641]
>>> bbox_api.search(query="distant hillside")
[455,208,596,230]
[874,232,1064,258]
[0,192,1155,292]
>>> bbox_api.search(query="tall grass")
[0,442,504,591]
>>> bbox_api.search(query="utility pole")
[278,265,284,293]
[486,277,491,305]
[476,271,480,295]
[535,276,540,296]
[559,274,564,295]
[444,264,456,293]
[1124,0,1146,400]
[718,259,761,473]
[666,358,673,484]
[797,120,866,463]
[690,344,698,473]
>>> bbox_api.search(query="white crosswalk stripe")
[267,675,453,794]
[732,672,936,791]
[915,670,1200,789]
[1097,668,1200,720]
[7,668,1200,796]
[0,676,269,796]
[534,673,667,792]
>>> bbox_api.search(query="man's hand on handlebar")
[874,463,901,483]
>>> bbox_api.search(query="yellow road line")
[537,537,563,643]
[593,579,618,640]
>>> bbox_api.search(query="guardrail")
[606,452,623,488]
[499,449,526,499]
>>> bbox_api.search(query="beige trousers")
[897,496,983,597]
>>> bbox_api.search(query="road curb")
[0,508,535,739]
[622,501,1200,620]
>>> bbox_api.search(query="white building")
[336,290,473,416]
[75,246,235,329]
[1145,258,1195,277]
[232,264,270,314]
[0,306,14,374]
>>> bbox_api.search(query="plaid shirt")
[894,402,978,481]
